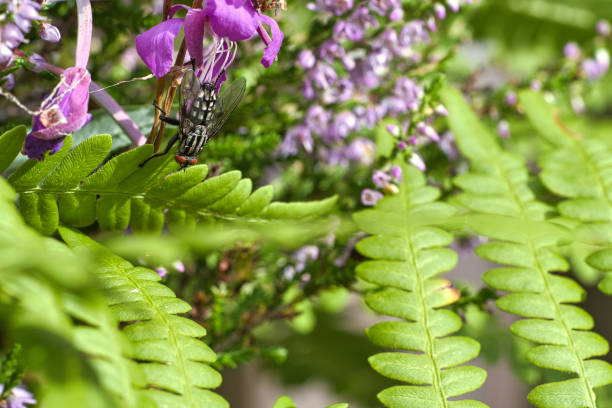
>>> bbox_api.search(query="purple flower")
[447,0,460,13]
[497,120,510,139]
[310,0,354,16]
[297,49,315,69]
[323,110,356,142]
[2,73,15,90]
[27,53,46,72]
[399,20,430,47]
[9,0,43,33]
[505,91,517,105]
[434,4,447,19]
[434,104,448,116]
[597,20,611,36]
[25,66,92,160]
[279,125,313,156]
[372,170,391,188]
[345,137,376,166]
[409,152,426,171]
[156,267,168,278]
[0,43,13,66]
[389,8,403,21]
[530,80,542,91]
[386,124,400,136]
[361,188,383,206]
[396,140,407,151]
[136,0,284,77]
[582,49,609,80]
[38,22,61,42]
[369,0,399,16]
[294,245,319,272]
[389,165,402,182]
[2,23,25,49]
[564,42,580,60]
[305,105,331,134]
[417,121,440,142]
[0,384,36,408]
[172,260,185,273]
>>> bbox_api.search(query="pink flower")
[135,0,284,78]
[25,67,92,160]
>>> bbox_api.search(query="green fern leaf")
[520,90,612,289]
[1,129,337,235]
[354,164,488,408]
[442,86,612,408]
[0,125,26,173]
[0,178,143,408]
[59,227,228,408]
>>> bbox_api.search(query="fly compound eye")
[189,158,198,165]
[175,155,188,164]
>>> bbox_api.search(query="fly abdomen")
[179,125,208,157]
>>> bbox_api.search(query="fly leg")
[139,132,180,167]
[153,101,180,126]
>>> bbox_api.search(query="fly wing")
[179,70,200,134]
[206,77,246,140]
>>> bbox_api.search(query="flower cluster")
[280,1,471,205]
[361,164,402,206]
[0,0,60,88]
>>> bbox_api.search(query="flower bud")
[2,73,15,90]
[27,53,46,72]
[597,20,611,36]
[39,22,61,42]
[563,42,580,60]
[409,153,426,172]
[434,4,447,19]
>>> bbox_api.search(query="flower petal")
[169,4,190,18]
[184,9,207,66]
[135,18,184,77]
[205,0,258,42]
[31,67,91,140]
[258,14,284,68]
[24,134,66,160]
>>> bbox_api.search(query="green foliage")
[272,395,348,408]
[520,90,612,291]
[0,128,337,236]
[0,344,25,400]
[353,164,488,408]
[59,227,228,408]
[442,87,612,408]
[0,177,127,408]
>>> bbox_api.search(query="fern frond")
[520,90,612,292]
[354,164,488,408]
[442,87,612,408]
[0,177,142,408]
[0,128,337,235]
[59,227,228,408]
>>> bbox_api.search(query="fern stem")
[410,239,449,407]
[123,268,197,405]
[529,239,597,407]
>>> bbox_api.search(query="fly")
[140,68,246,169]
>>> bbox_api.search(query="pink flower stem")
[75,0,92,68]
[45,63,146,145]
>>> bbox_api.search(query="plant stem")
[75,0,92,68]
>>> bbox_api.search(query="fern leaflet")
[520,91,612,294]
[1,127,337,235]
[59,227,228,408]
[442,87,612,408]
[354,164,488,408]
